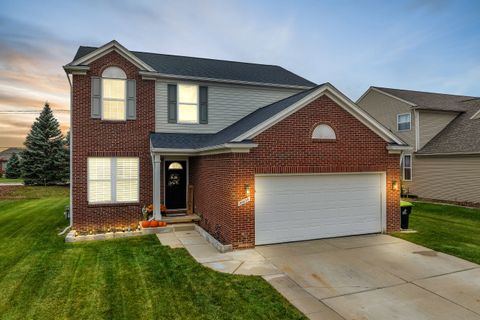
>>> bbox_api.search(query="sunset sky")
[1,0,479,150]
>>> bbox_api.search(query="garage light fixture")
[392,180,399,191]
[244,184,250,196]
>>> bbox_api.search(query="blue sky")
[1,0,479,148]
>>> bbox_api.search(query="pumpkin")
[150,220,159,228]
[142,221,151,228]
[159,221,167,227]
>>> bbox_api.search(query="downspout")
[59,69,73,235]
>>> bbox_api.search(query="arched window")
[168,162,183,170]
[101,67,127,120]
[312,124,336,140]
[102,66,127,79]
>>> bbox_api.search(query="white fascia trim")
[67,40,155,72]
[387,145,414,154]
[138,71,313,90]
[366,87,417,106]
[416,151,480,156]
[233,83,406,145]
[63,65,90,75]
[151,143,258,156]
[470,108,480,119]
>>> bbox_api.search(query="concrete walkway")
[157,232,480,320]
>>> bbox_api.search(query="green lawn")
[0,177,23,184]
[0,187,304,320]
[393,201,480,264]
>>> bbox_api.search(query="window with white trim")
[88,157,139,204]
[397,113,411,131]
[178,84,199,123]
[312,124,336,140]
[102,67,127,121]
[403,154,412,181]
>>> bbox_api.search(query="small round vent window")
[312,124,336,140]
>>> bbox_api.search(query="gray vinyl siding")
[409,155,480,204]
[357,90,416,147]
[418,111,457,149]
[155,80,300,133]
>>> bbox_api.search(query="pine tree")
[21,103,69,185]
[5,153,22,179]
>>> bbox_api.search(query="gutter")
[151,142,258,156]
[59,68,73,235]
[415,151,480,156]
[138,70,313,90]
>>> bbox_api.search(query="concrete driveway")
[258,235,480,320]
[159,231,480,319]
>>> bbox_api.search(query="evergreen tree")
[21,103,69,185]
[5,153,22,179]
[63,131,70,182]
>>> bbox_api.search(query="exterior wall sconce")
[245,184,250,196]
[392,180,399,191]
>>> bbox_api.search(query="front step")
[163,214,201,224]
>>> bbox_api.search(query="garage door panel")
[255,190,379,208]
[255,174,383,245]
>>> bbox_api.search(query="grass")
[0,186,304,320]
[0,177,23,184]
[393,201,480,264]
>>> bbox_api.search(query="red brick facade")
[71,51,155,232]
[190,95,401,248]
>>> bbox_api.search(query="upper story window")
[397,113,411,131]
[312,124,336,140]
[102,67,127,121]
[178,84,199,123]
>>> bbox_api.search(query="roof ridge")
[373,86,479,99]
[78,45,285,69]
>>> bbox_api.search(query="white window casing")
[312,124,336,140]
[88,157,139,204]
[177,84,199,123]
[397,113,411,131]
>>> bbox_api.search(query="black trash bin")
[400,201,413,229]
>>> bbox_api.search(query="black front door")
[165,160,187,210]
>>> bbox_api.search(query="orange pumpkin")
[141,221,150,228]
[160,221,167,227]
[150,220,159,228]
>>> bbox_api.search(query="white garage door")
[255,174,384,245]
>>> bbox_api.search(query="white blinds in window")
[87,157,139,203]
[88,158,112,203]
[116,158,139,202]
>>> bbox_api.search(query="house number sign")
[237,197,251,207]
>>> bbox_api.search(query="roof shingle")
[73,46,316,88]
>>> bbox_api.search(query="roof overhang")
[138,70,313,90]
[64,40,155,73]
[232,83,407,147]
[386,144,414,154]
[356,87,416,106]
[150,142,258,156]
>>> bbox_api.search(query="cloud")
[0,15,70,148]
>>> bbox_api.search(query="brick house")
[64,40,409,248]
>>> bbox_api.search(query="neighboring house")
[64,40,408,248]
[0,147,23,176]
[357,87,480,206]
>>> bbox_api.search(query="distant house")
[357,87,480,206]
[0,147,23,176]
